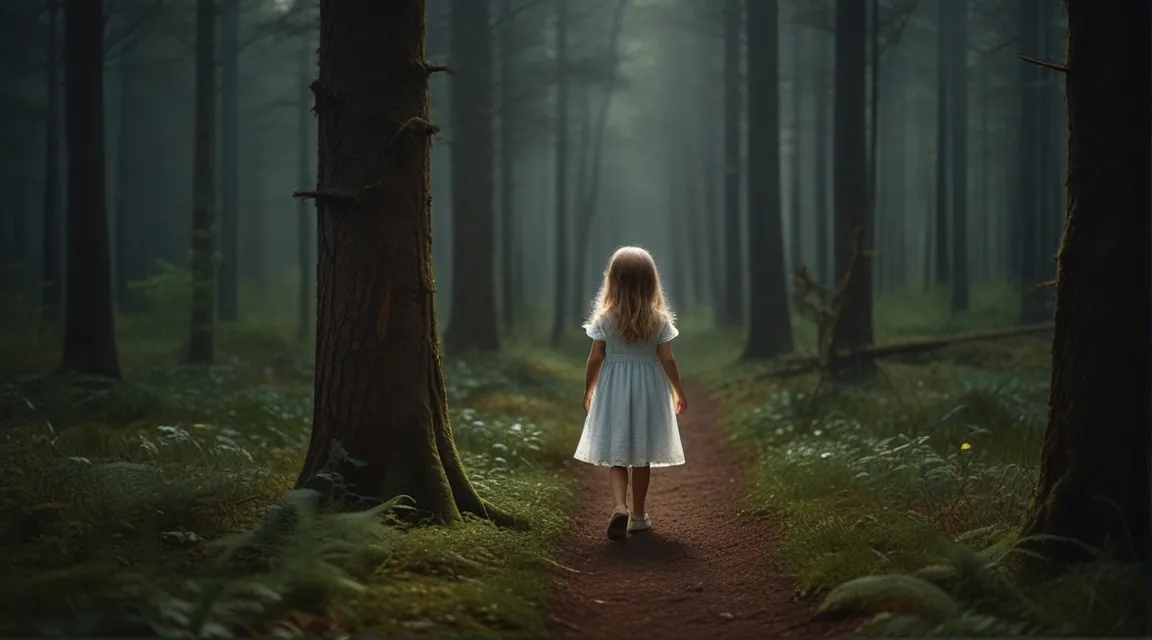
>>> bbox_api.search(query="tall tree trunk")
[1016,0,1042,321]
[571,0,629,317]
[242,163,265,286]
[218,0,240,322]
[949,0,969,311]
[297,33,313,343]
[933,0,950,287]
[814,51,830,286]
[498,0,516,332]
[115,58,135,312]
[548,0,569,345]
[831,0,872,362]
[41,0,62,327]
[297,0,513,527]
[742,0,793,360]
[12,179,27,293]
[61,0,120,378]
[1020,0,1150,564]
[867,0,880,292]
[721,0,744,327]
[887,56,907,291]
[188,0,216,364]
[696,2,721,313]
[446,0,499,353]
[788,26,803,274]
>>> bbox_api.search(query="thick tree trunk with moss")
[296,0,514,528]
[61,0,120,378]
[187,0,216,365]
[742,0,793,360]
[1020,0,1150,564]
[446,0,499,353]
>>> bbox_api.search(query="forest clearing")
[1,0,1148,638]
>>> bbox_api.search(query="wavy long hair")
[587,246,673,342]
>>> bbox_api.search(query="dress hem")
[572,455,686,468]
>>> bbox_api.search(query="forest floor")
[548,382,852,639]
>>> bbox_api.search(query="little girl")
[574,246,687,542]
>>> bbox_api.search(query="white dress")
[573,314,686,468]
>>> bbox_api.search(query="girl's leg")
[630,466,651,515]
[608,466,629,512]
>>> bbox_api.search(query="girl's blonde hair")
[588,246,673,342]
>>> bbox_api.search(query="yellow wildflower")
[960,442,972,451]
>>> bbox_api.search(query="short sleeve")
[657,320,679,344]
[583,316,607,341]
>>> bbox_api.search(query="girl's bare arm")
[584,340,607,407]
[656,342,686,405]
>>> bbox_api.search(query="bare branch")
[1018,53,1068,74]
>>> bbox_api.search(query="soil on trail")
[547,382,853,639]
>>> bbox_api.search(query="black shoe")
[607,511,629,541]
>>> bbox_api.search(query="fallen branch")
[753,323,1054,382]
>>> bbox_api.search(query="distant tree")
[947,0,969,312]
[830,0,873,373]
[1020,0,1150,564]
[295,30,313,343]
[933,0,949,287]
[445,0,499,353]
[498,0,517,332]
[40,0,62,328]
[187,0,217,365]
[294,0,513,526]
[742,0,793,360]
[569,0,628,318]
[548,0,570,347]
[218,0,241,322]
[61,0,120,378]
[720,0,744,328]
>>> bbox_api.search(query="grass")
[0,269,587,638]
[696,283,1145,637]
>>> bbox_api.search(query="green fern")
[816,574,960,622]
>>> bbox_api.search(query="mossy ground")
[0,271,588,639]
[691,282,1145,637]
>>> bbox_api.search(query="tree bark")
[867,0,880,292]
[1020,0,1150,564]
[831,0,872,369]
[571,0,628,318]
[721,0,744,327]
[297,0,514,527]
[498,0,516,332]
[187,0,216,364]
[548,0,569,346]
[1016,0,1042,320]
[814,49,830,287]
[61,0,120,378]
[40,0,62,327]
[933,0,950,287]
[218,0,241,322]
[949,0,969,311]
[788,26,803,275]
[296,32,313,343]
[446,0,500,353]
[742,0,793,360]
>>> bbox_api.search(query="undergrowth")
[0,270,584,639]
[707,310,1145,637]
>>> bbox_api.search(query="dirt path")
[547,382,853,639]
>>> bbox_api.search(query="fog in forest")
[0,0,1147,638]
